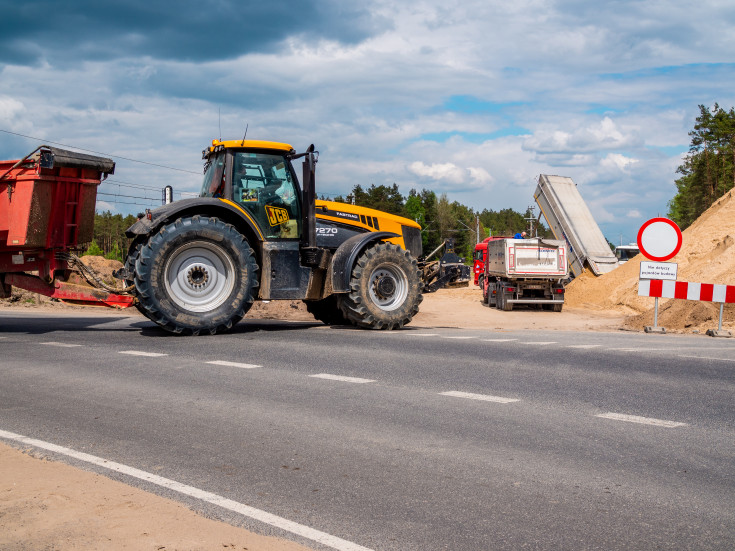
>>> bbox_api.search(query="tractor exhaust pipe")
[300,144,320,265]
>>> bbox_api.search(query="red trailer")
[0,146,134,308]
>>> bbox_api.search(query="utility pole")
[525,205,537,237]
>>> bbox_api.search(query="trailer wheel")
[135,216,258,335]
[304,295,348,325]
[340,242,423,330]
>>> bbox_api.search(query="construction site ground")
[3,188,735,550]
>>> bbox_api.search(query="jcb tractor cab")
[122,139,424,335]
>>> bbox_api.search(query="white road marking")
[119,350,168,357]
[443,336,476,340]
[310,374,375,384]
[522,341,557,345]
[440,391,520,404]
[0,429,373,551]
[41,341,82,347]
[678,355,735,363]
[206,360,261,369]
[482,339,517,342]
[595,412,687,428]
[567,345,601,349]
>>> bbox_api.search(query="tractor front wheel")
[134,216,258,335]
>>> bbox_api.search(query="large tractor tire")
[339,242,423,330]
[304,295,348,325]
[124,240,156,321]
[134,216,258,335]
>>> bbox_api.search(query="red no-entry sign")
[637,218,682,261]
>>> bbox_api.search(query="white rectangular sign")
[640,261,678,281]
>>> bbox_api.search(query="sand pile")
[565,189,735,333]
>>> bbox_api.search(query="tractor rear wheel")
[304,295,348,325]
[340,242,423,330]
[134,216,258,335]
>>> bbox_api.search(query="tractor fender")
[330,231,399,293]
[125,198,264,244]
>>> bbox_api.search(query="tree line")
[83,211,138,261]
[668,103,735,229]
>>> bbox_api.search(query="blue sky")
[1,0,734,244]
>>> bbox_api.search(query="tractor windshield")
[200,153,225,197]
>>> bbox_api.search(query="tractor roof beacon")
[122,139,424,335]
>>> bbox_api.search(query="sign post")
[637,218,683,334]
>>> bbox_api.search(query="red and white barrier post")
[636,218,682,334]
[636,218,731,337]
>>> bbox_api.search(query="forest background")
[88,103,735,264]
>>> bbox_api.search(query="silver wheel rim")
[164,241,236,312]
[368,262,408,312]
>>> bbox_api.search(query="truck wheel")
[498,289,514,311]
[304,295,348,325]
[135,216,258,335]
[340,242,423,330]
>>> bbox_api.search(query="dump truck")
[534,174,618,278]
[1,140,426,333]
[481,237,567,311]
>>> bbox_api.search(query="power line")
[97,191,161,201]
[0,128,201,175]
[102,178,165,191]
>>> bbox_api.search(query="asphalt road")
[1,309,734,550]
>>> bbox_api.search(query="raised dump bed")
[0,145,133,307]
[534,174,618,277]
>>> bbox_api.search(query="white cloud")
[523,117,639,154]
[600,153,638,171]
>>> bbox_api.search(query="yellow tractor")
[119,140,424,335]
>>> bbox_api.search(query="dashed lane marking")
[310,374,375,384]
[567,345,602,349]
[677,355,735,363]
[440,391,520,404]
[119,350,168,357]
[443,336,477,340]
[595,412,687,428]
[41,342,82,348]
[206,360,261,369]
[521,341,557,345]
[0,429,374,551]
[482,339,518,342]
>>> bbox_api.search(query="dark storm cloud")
[0,0,382,65]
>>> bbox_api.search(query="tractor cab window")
[200,154,226,197]
[232,152,301,239]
